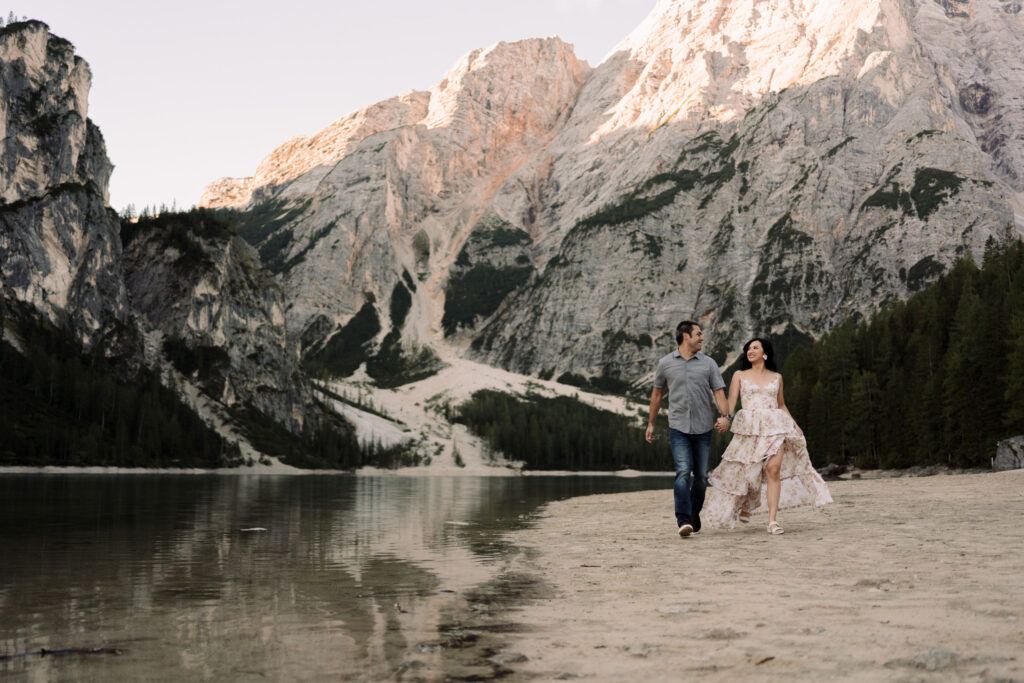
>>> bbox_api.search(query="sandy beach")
[486,469,1024,681]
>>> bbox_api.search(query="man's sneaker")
[677,523,694,537]
[692,513,702,534]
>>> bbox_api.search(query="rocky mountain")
[0,21,131,351]
[203,0,1024,388]
[207,38,590,378]
[120,210,308,432]
[0,21,329,463]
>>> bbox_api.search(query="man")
[646,321,730,537]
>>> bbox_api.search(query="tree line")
[0,312,238,468]
[782,238,1024,469]
[0,307,429,470]
[453,389,670,470]
[228,400,427,470]
[0,12,29,27]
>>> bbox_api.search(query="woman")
[703,338,832,534]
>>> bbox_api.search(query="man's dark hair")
[675,320,701,345]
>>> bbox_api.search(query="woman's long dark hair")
[739,337,778,371]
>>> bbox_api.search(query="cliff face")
[199,90,432,210]
[205,38,591,368]
[205,0,1022,386]
[0,22,315,445]
[0,21,129,348]
[120,213,307,431]
[475,0,1024,380]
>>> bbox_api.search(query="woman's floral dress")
[704,375,833,529]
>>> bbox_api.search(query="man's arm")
[713,388,730,433]
[645,387,664,443]
[714,388,729,416]
[710,362,730,433]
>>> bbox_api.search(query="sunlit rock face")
[200,90,432,210]
[202,0,1024,384]
[202,38,591,365]
[0,21,129,348]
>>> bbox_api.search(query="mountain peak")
[593,0,893,135]
[200,37,589,210]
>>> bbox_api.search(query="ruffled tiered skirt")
[703,408,833,529]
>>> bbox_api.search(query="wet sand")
[490,470,1024,681]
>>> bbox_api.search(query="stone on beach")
[993,435,1024,471]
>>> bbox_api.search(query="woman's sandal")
[767,521,784,535]
[738,511,750,524]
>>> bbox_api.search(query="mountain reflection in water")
[0,473,665,679]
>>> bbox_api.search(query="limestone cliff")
[202,0,1024,387]
[0,21,130,349]
[120,211,308,431]
[477,0,1024,381]
[204,38,591,373]
[0,22,324,454]
[200,90,432,209]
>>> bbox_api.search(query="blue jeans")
[670,429,711,527]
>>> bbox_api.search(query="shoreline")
[0,463,990,478]
[0,465,670,477]
[472,469,1024,681]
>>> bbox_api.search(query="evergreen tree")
[1004,309,1024,431]
[845,370,881,468]
[941,282,989,466]
[878,367,913,468]
[805,380,832,466]
[780,344,816,425]
[817,320,858,461]
[903,289,946,464]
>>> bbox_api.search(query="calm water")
[0,474,666,680]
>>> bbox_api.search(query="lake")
[0,473,667,680]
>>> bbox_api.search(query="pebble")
[700,627,742,640]
[488,652,528,665]
[398,659,428,672]
[885,649,961,671]
[629,643,659,657]
[657,604,693,614]
[913,649,959,671]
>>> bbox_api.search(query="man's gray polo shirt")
[653,351,726,434]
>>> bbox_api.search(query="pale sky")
[19,1,655,213]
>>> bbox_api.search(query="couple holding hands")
[645,321,833,537]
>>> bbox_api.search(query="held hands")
[648,418,731,439]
